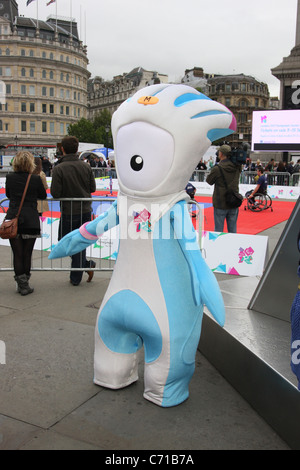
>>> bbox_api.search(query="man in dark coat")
[206,144,242,233]
[51,136,96,286]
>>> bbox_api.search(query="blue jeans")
[58,212,92,284]
[214,207,239,233]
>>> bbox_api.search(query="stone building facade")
[207,74,270,147]
[87,67,168,120]
[0,0,90,149]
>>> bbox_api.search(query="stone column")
[296,0,300,46]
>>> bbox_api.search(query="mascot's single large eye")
[116,121,174,192]
[130,155,143,171]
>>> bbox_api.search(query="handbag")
[218,166,243,209]
[0,174,31,239]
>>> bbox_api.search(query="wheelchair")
[244,191,273,212]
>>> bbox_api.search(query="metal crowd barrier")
[190,169,298,186]
[0,197,117,273]
[0,197,203,273]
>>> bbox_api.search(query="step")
[199,276,300,450]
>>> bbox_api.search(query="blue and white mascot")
[49,84,236,407]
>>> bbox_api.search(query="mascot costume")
[49,84,236,407]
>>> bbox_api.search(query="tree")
[67,110,113,147]
[68,118,96,142]
[93,109,112,147]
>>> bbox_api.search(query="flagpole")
[36,0,39,32]
[70,0,72,39]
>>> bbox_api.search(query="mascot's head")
[111,84,236,198]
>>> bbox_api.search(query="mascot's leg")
[94,290,162,390]
[143,310,203,407]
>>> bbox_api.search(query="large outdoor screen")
[251,110,300,152]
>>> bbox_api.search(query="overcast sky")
[19,0,298,97]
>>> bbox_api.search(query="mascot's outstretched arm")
[48,200,119,259]
[171,201,225,327]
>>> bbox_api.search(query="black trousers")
[59,212,92,284]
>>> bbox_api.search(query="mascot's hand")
[48,229,94,259]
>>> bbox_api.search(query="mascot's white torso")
[50,84,236,407]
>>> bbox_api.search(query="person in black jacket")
[5,151,47,295]
[51,136,96,286]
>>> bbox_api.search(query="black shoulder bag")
[218,166,243,209]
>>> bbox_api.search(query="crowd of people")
[34,151,116,179]
[193,154,300,186]
[241,157,300,185]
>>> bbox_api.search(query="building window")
[0,120,2,131]
[30,69,34,78]
[50,87,54,97]
[225,98,231,107]
[60,89,64,99]
[5,67,11,76]
[60,105,64,114]
[29,50,34,57]
[42,87,47,96]
[42,122,47,133]
[42,51,46,58]
[50,52,54,60]
[30,121,35,133]
[30,103,35,112]
[50,104,54,114]
[6,84,11,94]
[42,103,47,113]
[29,85,35,96]
[66,106,69,115]
[42,70,47,79]
[5,48,10,56]
[21,102,26,112]
[238,113,247,123]
[60,122,64,134]
[21,68,26,77]
[21,49,25,56]
[21,85,26,94]
[50,71,54,79]
[50,122,55,133]
[60,72,64,81]
[21,121,26,132]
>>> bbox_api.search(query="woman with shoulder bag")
[5,151,47,295]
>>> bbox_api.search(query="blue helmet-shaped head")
[111,84,236,198]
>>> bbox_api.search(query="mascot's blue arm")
[48,200,119,259]
[171,201,225,327]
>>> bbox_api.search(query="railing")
[1,166,299,187]
[0,197,117,273]
[190,169,300,186]
[0,197,201,272]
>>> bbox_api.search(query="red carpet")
[195,197,296,235]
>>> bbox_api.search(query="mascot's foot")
[86,260,96,282]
